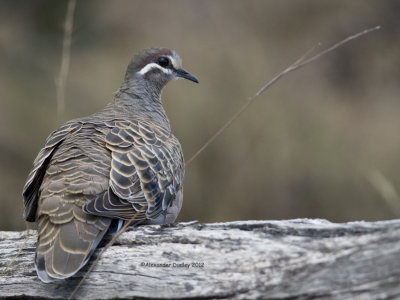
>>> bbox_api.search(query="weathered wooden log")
[1,219,400,299]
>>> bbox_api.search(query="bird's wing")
[31,123,113,282]
[83,120,184,223]
[23,122,83,222]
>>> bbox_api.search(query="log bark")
[1,219,400,299]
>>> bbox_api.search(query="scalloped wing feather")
[83,120,184,222]
[23,122,83,222]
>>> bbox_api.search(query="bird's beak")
[175,68,199,83]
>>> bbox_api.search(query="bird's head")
[125,48,198,90]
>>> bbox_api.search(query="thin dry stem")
[186,26,380,166]
[2,0,77,280]
[69,25,381,298]
[1,224,31,276]
[55,0,77,116]
[366,169,400,216]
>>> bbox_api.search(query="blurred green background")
[1,0,400,231]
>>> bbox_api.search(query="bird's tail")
[35,213,111,283]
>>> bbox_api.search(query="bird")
[22,48,198,282]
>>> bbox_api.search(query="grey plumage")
[23,48,198,282]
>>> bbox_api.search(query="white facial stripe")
[168,56,180,70]
[138,63,173,76]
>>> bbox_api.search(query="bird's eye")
[157,57,170,68]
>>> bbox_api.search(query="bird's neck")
[110,81,171,130]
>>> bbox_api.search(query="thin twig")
[55,0,77,116]
[186,26,380,166]
[366,169,400,216]
[2,0,77,280]
[69,25,380,298]
[1,224,31,276]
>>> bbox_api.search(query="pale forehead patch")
[168,55,181,70]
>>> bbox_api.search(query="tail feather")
[35,216,111,282]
